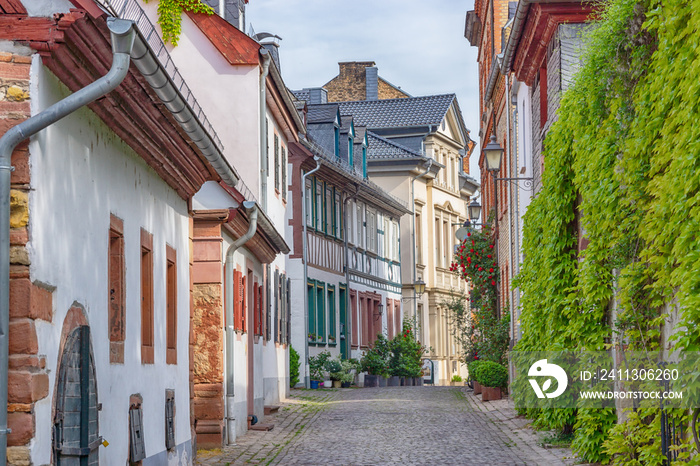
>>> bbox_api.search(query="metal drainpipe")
[0,18,135,463]
[505,73,516,351]
[512,94,522,341]
[410,159,433,330]
[301,156,321,387]
[224,201,258,445]
[259,50,271,211]
[342,184,361,359]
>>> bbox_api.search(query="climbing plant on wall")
[147,0,214,45]
[515,0,700,462]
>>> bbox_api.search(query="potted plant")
[475,360,507,401]
[360,334,390,387]
[328,334,336,345]
[451,375,463,386]
[308,333,316,343]
[309,351,331,389]
[388,323,427,386]
[468,360,484,395]
[326,357,343,388]
[338,359,358,388]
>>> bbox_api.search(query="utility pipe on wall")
[259,50,271,211]
[505,73,516,349]
[410,159,433,331]
[342,183,361,359]
[301,156,321,387]
[224,201,258,445]
[0,18,136,465]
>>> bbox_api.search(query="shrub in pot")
[388,323,427,383]
[309,351,331,387]
[361,334,390,387]
[474,360,507,401]
[468,360,484,394]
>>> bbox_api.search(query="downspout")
[259,50,271,211]
[0,18,136,463]
[224,201,258,445]
[410,159,433,331]
[512,92,522,341]
[505,73,515,350]
[343,183,361,359]
[301,156,321,387]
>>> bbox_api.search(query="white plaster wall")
[221,233,269,437]
[138,0,261,200]
[28,60,191,464]
[287,258,306,383]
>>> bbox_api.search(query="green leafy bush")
[474,360,507,388]
[308,351,331,382]
[360,334,391,376]
[388,323,427,377]
[325,358,343,381]
[468,360,484,383]
[289,345,300,388]
[451,375,463,382]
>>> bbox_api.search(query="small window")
[362,146,367,178]
[315,179,323,231]
[328,286,336,344]
[325,185,333,234]
[109,214,125,364]
[307,281,316,343]
[335,192,342,239]
[305,179,313,227]
[348,137,354,166]
[316,282,326,344]
[166,245,177,365]
[334,126,340,157]
[281,146,287,201]
[274,134,280,191]
[141,229,154,365]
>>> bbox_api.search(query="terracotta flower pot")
[473,381,482,395]
[481,386,502,402]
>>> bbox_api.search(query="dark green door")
[339,286,347,359]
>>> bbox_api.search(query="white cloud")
[248,0,481,178]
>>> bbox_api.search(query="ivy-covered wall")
[515,0,700,462]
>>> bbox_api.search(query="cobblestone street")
[196,386,579,465]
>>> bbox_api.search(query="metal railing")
[92,0,258,203]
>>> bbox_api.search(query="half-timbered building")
[287,94,410,384]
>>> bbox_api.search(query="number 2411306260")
[580,368,679,381]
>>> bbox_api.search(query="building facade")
[286,96,410,384]
[302,64,479,384]
[465,0,593,345]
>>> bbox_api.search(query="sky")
[246,0,481,177]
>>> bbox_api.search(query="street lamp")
[468,199,481,224]
[413,279,426,299]
[483,134,503,173]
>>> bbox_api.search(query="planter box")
[388,376,400,386]
[310,380,320,389]
[364,374,378,388]
[332,380,342,388]
[341,382,351,388]
[473,381,482,395]
[481,386,502,402]
[417,378,424,386]
[378,376,387,387]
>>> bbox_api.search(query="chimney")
[254,33,282,71]
[308,88,328,105]
[206,0,246,31]
[365,67,378,101]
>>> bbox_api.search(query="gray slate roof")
[307,104,339,124]
[367,132,423,159]
[337,94,457,129]
[291,89,309,101]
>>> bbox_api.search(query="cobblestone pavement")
[196,386,580,465]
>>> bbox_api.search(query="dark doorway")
[53,325,99,465]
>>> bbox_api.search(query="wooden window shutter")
[258,285,263,336]
[286,277,291,344]
[234,270,242,331]
[241,275,246,332]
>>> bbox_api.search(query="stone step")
[250,423,274,431]
[264,405,280,415]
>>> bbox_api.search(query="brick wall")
[0,51,53,462]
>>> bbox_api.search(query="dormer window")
[362,145,367,178]
[349,136,354,166]
[334,125,340,158]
